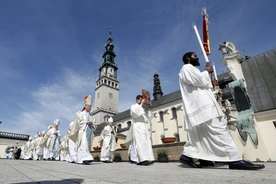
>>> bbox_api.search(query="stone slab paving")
[0,159,275,184]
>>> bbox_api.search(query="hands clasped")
[87,121,93,125]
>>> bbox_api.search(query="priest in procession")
[69,95,97,165]
[99,117,117,163]
[48,119,62,160]
[125,95,154,166]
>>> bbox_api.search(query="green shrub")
[114,152,121,157]
[157,148,168,156]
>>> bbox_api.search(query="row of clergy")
[20,95,117,164]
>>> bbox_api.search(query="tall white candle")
[192,23,218,80]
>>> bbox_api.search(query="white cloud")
[3,68,97,137]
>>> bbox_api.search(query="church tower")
[92,27,119,124]
[153,70,163,100]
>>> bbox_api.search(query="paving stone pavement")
[0,159,275,184]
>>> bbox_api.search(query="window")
[103,114,110,122]
[159,111,164,122]
[117,124,122,131]
[127,121,131,128]
[174,133,180,142]
[171,107,177,119]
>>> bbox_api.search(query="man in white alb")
[99,117,116,163]
[125,95,154,166]
[178,52,264,170]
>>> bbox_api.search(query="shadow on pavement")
[11,178,84,184]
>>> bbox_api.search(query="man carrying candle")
[178,52,264,170]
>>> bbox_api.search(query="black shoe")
[83,160,92,165]
[229,160,265,170]
[179,155,202,168]
[43,158,46,161]
[51,157,56,161]
[199,159,215,167]
[83,161,91,165]
[130,160,137,164]
[137,161,151,166]
[102,161,111,163]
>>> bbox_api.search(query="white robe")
[31,137,39,160]
[30,140,36,160]
[43,148,50,159]
[36,137,44,156]
[69,110,96,164]
[179,64,224,130]
[68,138,77,163]
[43,128,61,159]
[20,145,25,159]
[23,141,32,160]
[67,119,77,163]
[48,128,61,153]
[39,132,51,159]
[125,103,154,163]
[179,64,241,161]
[99,125,116,162]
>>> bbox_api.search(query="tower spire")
[153,70,163,100]
[109,26,112,38]
[93,27,119,125]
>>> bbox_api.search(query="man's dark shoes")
[130,159,137,164]
[229,160,265,170]
[199,159,215,167]
[137,160,151,166]
[83,160,92,165]
[179,155,201,168]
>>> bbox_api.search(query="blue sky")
[1,0,275,138]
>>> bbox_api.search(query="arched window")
[159,111,164,122]
[127,121,131,128]
[171,107,177,119]
[103,114,110,122]
[117,124,122,131]
[174,133,180,142]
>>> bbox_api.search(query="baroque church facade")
[91,32,276,162]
